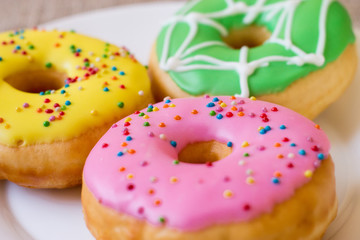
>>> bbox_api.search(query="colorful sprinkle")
[159,217,166,224]
[246,177,255,184]
[272,177,280,184]
[226,112,233,117]
[191,109,198,114]
[170,177,178,183]
[304,170,313,178]
[170,140,177,147]
[223,190,233,199]
[241,141,249,147]
[298,149,306,155]
[243,204,251,211]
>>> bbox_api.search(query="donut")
[149,0,357,119]
[0,29,153,188]
[82,96,336,240]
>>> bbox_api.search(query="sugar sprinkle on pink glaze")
[84,96,330,231]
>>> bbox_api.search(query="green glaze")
[156,0,355,96]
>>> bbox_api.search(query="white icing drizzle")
[159,0,333,97]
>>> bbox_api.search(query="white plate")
[1,2,360,239]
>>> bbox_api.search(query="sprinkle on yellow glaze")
[0,29,152,146]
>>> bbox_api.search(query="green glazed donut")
[153,0,355,98]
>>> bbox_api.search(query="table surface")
[1,0,359,31]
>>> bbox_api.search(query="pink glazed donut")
[82,96,337,240]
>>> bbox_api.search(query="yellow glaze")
[0,29,152,146]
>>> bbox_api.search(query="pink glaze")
[83,96,330,231]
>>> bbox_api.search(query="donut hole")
[4,70,66,93]
[178,140,232,164]
[222,25,271,49]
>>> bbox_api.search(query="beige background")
[0,0,359,31]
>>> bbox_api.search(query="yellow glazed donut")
[0,29,153,189]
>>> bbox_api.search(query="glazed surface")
[155,0,355,97]
[0,29,152,146]
[84,96,330,231]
